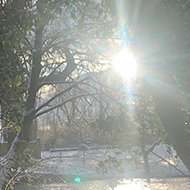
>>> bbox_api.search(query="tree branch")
[146,138,162,154]
[150,149,189,177]
[34,93,101,118]
[35,77,91,114]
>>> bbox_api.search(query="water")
[15,177,190,190]
[113,178,190,190]
[115,179,150,190]
[15,146,190,189]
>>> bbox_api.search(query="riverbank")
[15,177,190,190]
[14,144,190,189]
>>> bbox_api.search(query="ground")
[14,144,190,189]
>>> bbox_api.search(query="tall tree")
[102,0,190,174]
[0,0,119,189]
[139,0,190,173]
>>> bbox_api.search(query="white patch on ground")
[29,145,189,180]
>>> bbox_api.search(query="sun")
[112,48,137,80]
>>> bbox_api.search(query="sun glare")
[115,179,149,190]
[112,48,137,80]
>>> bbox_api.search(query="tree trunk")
[141,147,150,182]
[0,17,44,189]
[139,128,150,181]
[145,74,190,173]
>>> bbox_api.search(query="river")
[15,177,190,190]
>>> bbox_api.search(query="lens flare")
[75,177,81,182]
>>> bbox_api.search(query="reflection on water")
[15,177,190,190]
[111,177,190,190]
[115,179,149,190]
